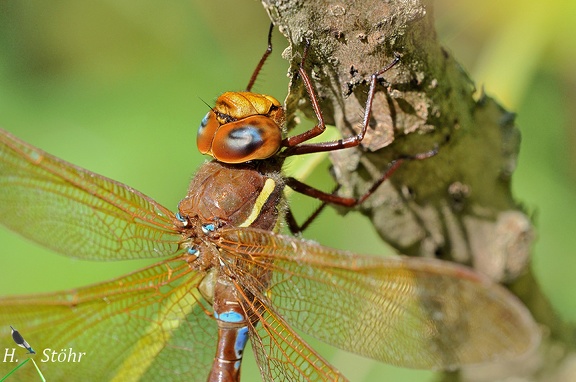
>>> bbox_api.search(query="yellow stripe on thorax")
[238,178,276,228]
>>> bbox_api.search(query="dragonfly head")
[197,92,285,163]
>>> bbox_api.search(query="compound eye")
[211,116,282,163]
[227,125,265,156]
[197,112,220,155]
[198,112,210,134]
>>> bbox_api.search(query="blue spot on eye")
[227,126,264,153]
[234,326,249,358]
[218,311,244,323]
[198,112,211,134]
[202,224,215,234]
[176,212,186,222]
[187,247,198,256]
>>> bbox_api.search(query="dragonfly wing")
[0,257,216,382]
[219,227,539,370]
[0,128,182,260]
[232,284,347,382]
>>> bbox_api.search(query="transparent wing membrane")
[0,129,182,261]
[0,259,216,381]
[219,227,539,370]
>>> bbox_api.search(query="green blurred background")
[0,1,574,381]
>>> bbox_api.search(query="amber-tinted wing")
[218,227,539,371]
[237,290,346,382]
[0,128,181,260]
[0,257,217,381]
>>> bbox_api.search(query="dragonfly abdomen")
[208,276,251,382]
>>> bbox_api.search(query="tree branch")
[261,0,575,380]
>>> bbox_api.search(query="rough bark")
[261,0,575,381]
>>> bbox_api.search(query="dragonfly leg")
[285,199,331,235]
[246,23,274,92]
[285,146,438,208]
[281,53,401,156]
[280,39,328,149]
[285,182,342,234]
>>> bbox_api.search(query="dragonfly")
[0,25,538,381]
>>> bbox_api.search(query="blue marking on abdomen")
[218,311,244,323]
[235,326,249,359]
